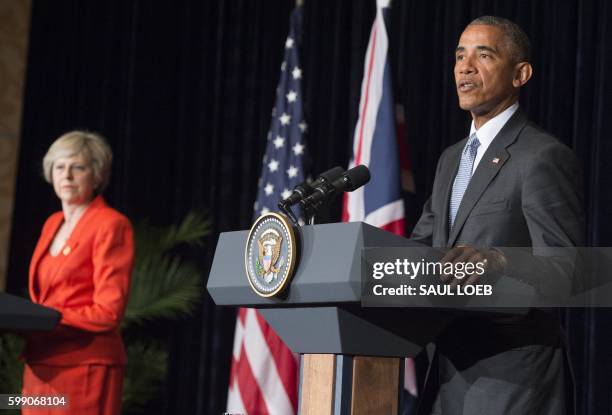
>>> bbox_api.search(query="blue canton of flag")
[254,8,307,220]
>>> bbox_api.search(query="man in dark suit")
[412,16,584,414]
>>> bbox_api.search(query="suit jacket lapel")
[39,240,81,303]
[29,215,63,303]
[38,196,105,303]
[447,109,528,246]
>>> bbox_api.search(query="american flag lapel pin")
[492,157,500,164]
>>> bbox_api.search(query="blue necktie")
[450,133,480,228]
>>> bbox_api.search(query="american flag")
[226,6,304,415]
[341,0,418,411]
[251,12,307,220]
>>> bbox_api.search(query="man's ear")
[513,62,533,87]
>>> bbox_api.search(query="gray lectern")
[0,292,60,331]
[208,222,450,414]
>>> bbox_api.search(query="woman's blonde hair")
[42,130,113,194]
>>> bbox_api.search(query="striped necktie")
[449,133,480,228]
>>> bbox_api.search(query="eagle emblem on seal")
[256,229,285,283]
[245,212,297,297]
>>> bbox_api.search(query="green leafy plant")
[0,333,24,391]
[123,212,210,327]
[121,211,210,413]
[121,340,168,414]
[0,333,25,415]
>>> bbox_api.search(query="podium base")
[299,354,400,415]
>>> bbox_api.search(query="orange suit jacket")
[26,196,134,366]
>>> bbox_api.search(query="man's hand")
[440,245,507,287]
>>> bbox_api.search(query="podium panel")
[259,306,449,357]
[208,222,413,306]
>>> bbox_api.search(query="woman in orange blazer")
[22,131,134,415]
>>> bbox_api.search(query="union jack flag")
[342,0,405,234]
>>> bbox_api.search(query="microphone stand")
[277,201,301,227]
[301,202,315,225]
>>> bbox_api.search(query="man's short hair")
[468,16,531,63]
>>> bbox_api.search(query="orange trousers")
[22,363,124,415]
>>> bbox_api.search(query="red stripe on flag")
[341,192,349,222]
[255,311,299,409]
[355,25,378,166]
[235,347,270,415]
[238,307,248,325]
[229,356,238,387]
[380,218,405,236]
[343,24,379,223]
[228,311,244,389]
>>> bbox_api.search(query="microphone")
[300,165,370,213]
[278,166,344,208]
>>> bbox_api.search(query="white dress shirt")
[469,102,519,174]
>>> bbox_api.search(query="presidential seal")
[245,212,298,297]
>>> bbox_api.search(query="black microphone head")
[281,166,345,208]
[342,164,370,191]
[312,166,344,186]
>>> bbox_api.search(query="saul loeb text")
[373,283,493,296]
[369,258,493,297]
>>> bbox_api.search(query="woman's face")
[51,153,97,206]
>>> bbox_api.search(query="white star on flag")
[285,37,294,49]
[298,121,308,132]
[264,183,274,196]
[292,66,302,80]
[292,142,305,156]
[281,188,292,200]
[279,113,291,125]
[261,206,270,215]
[287,165,298,178]
[268,159,279,172]
[274,136,285,149]
[286,91,297,103]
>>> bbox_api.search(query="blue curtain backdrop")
[8,1,611,414]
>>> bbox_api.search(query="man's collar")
[469,102,519,147]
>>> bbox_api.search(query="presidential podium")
[208,221,452,414]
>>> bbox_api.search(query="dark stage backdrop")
[8,0,611,414]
